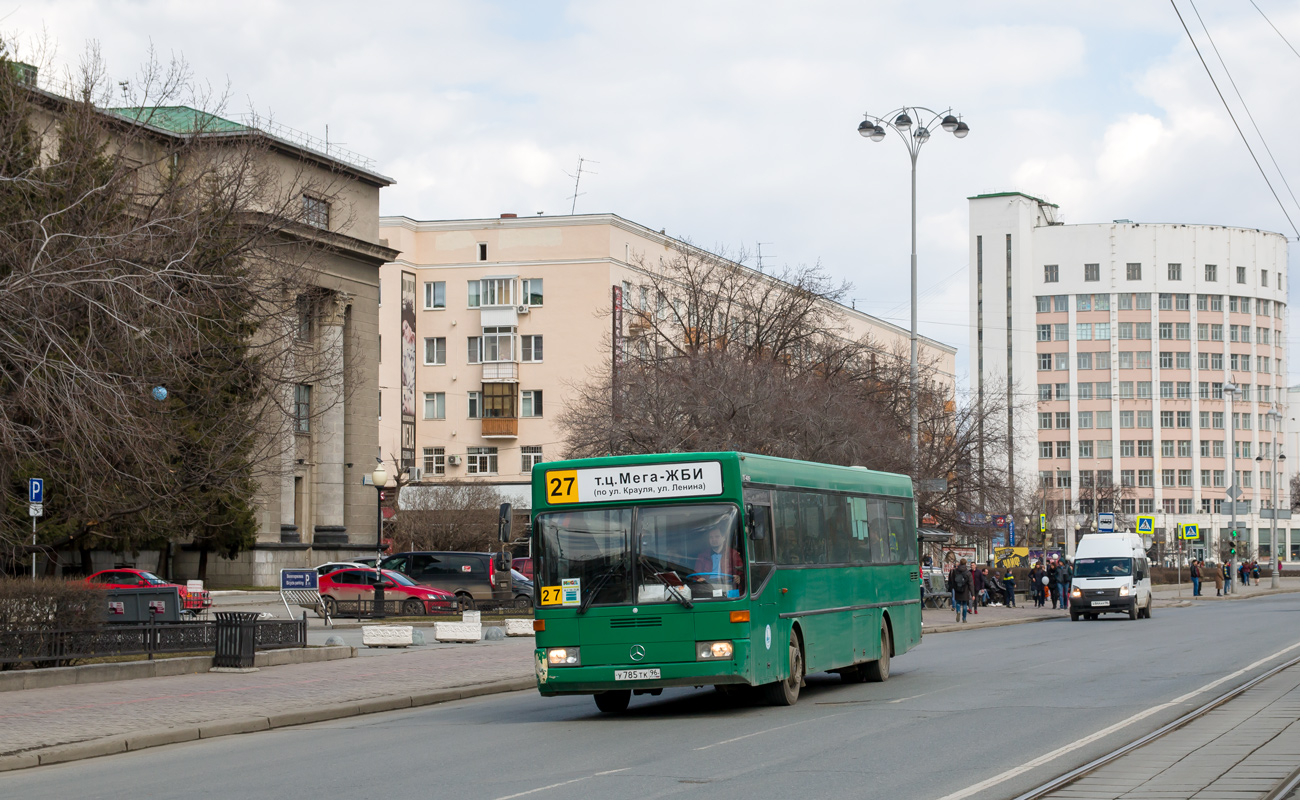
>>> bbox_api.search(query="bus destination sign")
[545,461,724,504]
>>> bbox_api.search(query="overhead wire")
[1170,0,1300,239]
[1250,0,1300,61]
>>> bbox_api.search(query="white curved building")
[970,192,1291,563]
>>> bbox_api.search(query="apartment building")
[378,213,958,507]
[970,192,1291,562]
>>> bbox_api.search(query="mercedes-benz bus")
[530,451,920,712]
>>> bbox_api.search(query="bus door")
[745,490,780,685]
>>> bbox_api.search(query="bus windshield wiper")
[577,565,623,615]
[638,554,693,609]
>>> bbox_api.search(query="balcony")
[482,361,518,382]
[481,417,518,438]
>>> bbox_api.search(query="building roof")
[109,106,247,134]
[380,212,959,357]
[968,190,1059,208]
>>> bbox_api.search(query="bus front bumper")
[535,645,752,695]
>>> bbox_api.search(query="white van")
[1069,533,1153,621]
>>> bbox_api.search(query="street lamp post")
[857,108,969,465]
[1264,408,1284,589]
[371,460,388,619]
[1225,382,1238,594]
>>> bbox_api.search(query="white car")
[314,561,370,577]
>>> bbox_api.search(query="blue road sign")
[1098,512,1115,533]
[28,478,43,504]
[1008,518,1016,546]
[1137,515,1154,534]
[279,569,318,591]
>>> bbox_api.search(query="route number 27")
[546,470,578,504]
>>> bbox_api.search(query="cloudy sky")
[7,1,1300,381]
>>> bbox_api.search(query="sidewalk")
[0,637,537,770]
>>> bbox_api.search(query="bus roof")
[531,451,913,511]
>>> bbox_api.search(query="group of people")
[941,556,1074,622]
[1188,559,1264,596]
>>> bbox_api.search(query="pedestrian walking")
[1211,560,1223,595]
[1057,559,1073,609]
[1030,562,1047,608]
[1224,561,1232,594]
[1190,559,1201,597]
[1002,568,1017,607]
[971,566,983,615]
[1252,561,1260,582]
[951,559,973,623]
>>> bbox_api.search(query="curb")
[0,676,535,773]
[924,614,1058,634]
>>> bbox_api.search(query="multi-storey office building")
[970,192,1290,562]
[378,213,958,507]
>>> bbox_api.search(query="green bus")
[530,451,921,712]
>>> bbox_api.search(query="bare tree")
[0,42,361,574]
[557,239,1016,526]
[389,483,505,553]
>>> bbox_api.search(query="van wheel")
[1142,597,1153,619]
[764,630,804,706]
[1070,611,1079,621]
[864,621,891,682]
[456,593,475,611]
[594,690,630,713]
[1128,602,1138,620]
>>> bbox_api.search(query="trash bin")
[213,612,259,669]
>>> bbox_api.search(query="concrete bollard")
[483,626,506,641]
[504,619,535,637]
[433,621,482,643]
[362,625,414,648]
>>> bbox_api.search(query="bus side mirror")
[498,502,512,543]
[745,504,765,540]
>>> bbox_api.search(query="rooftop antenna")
[565,156,599,214]
[756,242,774,273]
[118,80,129,102]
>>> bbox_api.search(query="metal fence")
[328,598,461,621]
[0,617,307,667]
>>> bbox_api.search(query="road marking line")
[493,768,628,800]
[694,713,843,751]
[935,639,1300,800]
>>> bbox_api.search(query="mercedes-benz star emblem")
[630,644,646,661]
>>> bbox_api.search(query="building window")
[1126,263,1142,281]
[466,446,498,474]
[1038,354,1052,371]
[1039,412,1053,430]
[1078,382,1093,399]
[1237,266,1247,284]
[1084,263,1100,282]
[1159,322,1172,340]
[424,337,446,365]
[479,278,513,307]
[1078,411,1093,429]
[1138,470,1153,488]
[1159,293,1172,311]
[424,281,446,310]
[1054,323,1069,341]
[468,281,481,308]
[1077,352,1092,370]
[1136,293,1152,310]
[1077,323,1092,340]
[1056,441,1070,458]
[482,382,517,418]
[467,336,481,364]
[1176,293,1190,310]
[1178,411,1191,428]
[1096,383,1112,400]
[294,384,312,433]
[1119,323,1133,340]
[1121,470,1135,487]
[1037,324,1052,342]
[1161,469,1175,488]
[1038,383,1052,400]
[302,195,329,229]
[1044,264,1059,283]
[1057,471,1071,489]
[478,242,488,261]
[1120,411,1135,428]
[1055,383,1069,399]
[522,279,544,306]
[1095,322,1111,340]
[423,447,446,476]
[295,294,315,340]
[521,335,544,362]
[1036,296,1051,313]
[467,391,481,419]
[1137,410,1152,428]
[1119,381,1134,399]
[1205,264,1217,281]
[1077,294,1092,311]
[1055,295,1069,312]
[1097,411,1112,428]
[423,392,445,420]
[378,389,382,420]
[1136,322,1151,339]
[1055,353,1069,370]
[522,445,543,472]
[1055,412,1070,429]
[1176,323,1189,340]
[1168,263,1182,281]
[1098,440,1113,457]
[521,390,543,417]
[1079,441,1094,458]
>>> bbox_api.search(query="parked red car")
[85,569,212,614]
[318,568,456,616]
[511,557,532,580]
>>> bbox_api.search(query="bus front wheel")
[594,690,631,713]
[764,630,804,706]
[864,621,890,682]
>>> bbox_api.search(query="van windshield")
[1074,557,1132,577]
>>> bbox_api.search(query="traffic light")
[1230,529,1237,556]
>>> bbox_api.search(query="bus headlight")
[697,640,734,660]
[546,647,581,666]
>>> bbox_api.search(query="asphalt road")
[6,593,1300,800]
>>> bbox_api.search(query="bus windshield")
[1074,557,1132,577]
[537,504,743,608]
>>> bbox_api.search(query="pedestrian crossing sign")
[1180,523,1200,540]
[1136,515,1154,534]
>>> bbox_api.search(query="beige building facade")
[377,213,957,507]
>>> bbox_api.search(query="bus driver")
[694,527,743,588]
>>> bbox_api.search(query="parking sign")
[28,478,43,504]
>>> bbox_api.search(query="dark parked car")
[510,569,533,609]
[379,551,514,609]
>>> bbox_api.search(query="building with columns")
[970,192,1291,563]
[377,212,958,510]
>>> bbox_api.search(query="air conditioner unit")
[448,455,462,466]
[516,305,530,314]
[408,467,422,482]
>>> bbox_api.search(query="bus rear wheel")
[764,630,804,706]
[594,690,631,713]
[864,621,891,682]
